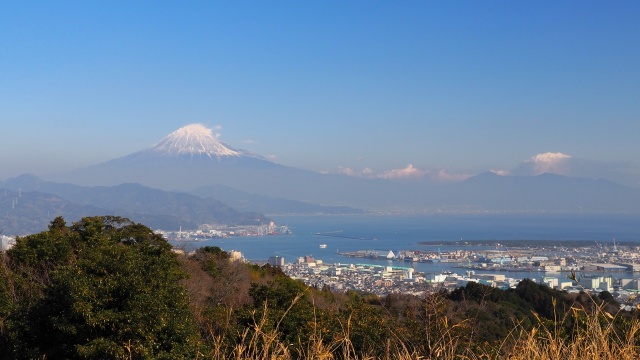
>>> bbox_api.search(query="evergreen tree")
[3,216,201,359]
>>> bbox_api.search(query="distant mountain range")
[0,188,107,236]
[0,174,269,235]
[190,184,365,215]
[431,172,640,213]
[3,123,639,234]
[0,172,365,235]
[43,124,640,213]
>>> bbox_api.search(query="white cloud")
[334,165,474,182]
[508,152,640,188]
[210,125,224,139]
[490,169,511,176]
[513,152,572,176]
[337,166,361,177]
[530,152,572,175]
[336,166,387,178]
[336,164,428,180]
[333,152,640,188]
[378,164,427,180]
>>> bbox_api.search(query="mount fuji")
[46,124,392,207]
[148,123,261,159]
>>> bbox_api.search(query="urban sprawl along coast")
[275,243,640,311]
[5,224,640,310]
[158,225,640,310]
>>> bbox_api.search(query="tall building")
[268,256,285,267]
[228,250,243,261]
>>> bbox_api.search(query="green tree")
[246,275,315,349]
[0,252,14,359]
[514,278,563,319]
[4,216,201,359]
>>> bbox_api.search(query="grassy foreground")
[197,295,640,360]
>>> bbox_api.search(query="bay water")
[174,213,640,281]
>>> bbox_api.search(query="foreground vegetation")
[1,216,639,359]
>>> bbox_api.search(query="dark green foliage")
[9,217,74,268]
[200,245,229,259]
[599,290,615,304]
[245,273,316,352]
[249,276,307,310]
[2,216,200,359]
[513,278,566,319]
[0,253,13,359]
[341,298,395,356]
[439,281,564,350]
[196,246,230,279]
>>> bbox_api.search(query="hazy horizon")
[2,2,639,188]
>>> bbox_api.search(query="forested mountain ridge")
[0,174,269,235]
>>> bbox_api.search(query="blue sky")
[1,1,639,186]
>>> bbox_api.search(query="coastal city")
[156,224,640,310]
[158,221,291,240]
[4,223,640,311]
[273,241,640,311]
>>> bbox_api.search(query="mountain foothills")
[0,174,270,235]
[1,216,638,359]
[190,184,365,215]
[2,123,640,235]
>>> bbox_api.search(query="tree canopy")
[1,216,200,359]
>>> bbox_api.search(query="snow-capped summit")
[45,123,382,206]
[151,123,242,158]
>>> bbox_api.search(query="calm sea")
[174,213,640,280]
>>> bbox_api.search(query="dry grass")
[501,302,640,360]
[181,266,639,360]
[193,292,640,360]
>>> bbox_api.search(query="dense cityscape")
[103,224,640,311]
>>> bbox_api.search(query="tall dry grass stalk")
[199,290,640,360]
[501,300,640,360]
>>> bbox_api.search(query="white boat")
[319,244,327,249]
